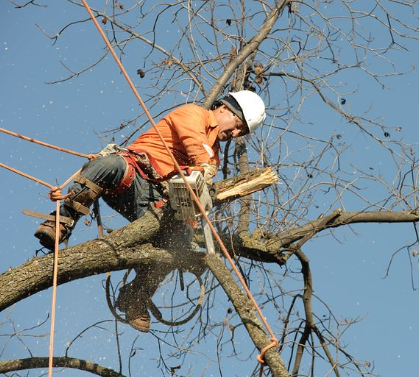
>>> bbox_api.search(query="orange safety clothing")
[128,104,220,177]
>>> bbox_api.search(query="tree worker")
[33,90,266,332]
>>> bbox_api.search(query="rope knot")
[49,187,74,201]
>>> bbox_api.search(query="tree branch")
[267,210,419,251]
[205,253,290,377]
[0,356,125,377]
[202,0,290,108]
[0,207,204,312]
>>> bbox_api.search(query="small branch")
[95,10,205,95]
[291,248,340,377]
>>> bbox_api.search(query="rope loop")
[257,337,279,365]
[87,153,100,160]
[148,272,205,326]
[105,270,205,328]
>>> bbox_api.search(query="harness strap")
[104,159,136,196]
[75,175,103,194]
[22,209,75,227]
[64,200,91,215]
[64,175,103,215]
[103,150,182,198]
[105,150,171,197]
[128,148,185,182]
[126,149,166,182]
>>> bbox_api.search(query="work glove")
[200,163,218,185]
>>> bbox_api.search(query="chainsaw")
[168,170,215,254]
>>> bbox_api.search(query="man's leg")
[34,154,128,250]
[115,263,172,332]
[104,174,168,332]
[101,168,164,222]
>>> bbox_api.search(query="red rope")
[80,0,278,369]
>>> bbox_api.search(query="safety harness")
[104,145,185,200]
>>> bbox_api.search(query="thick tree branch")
[0,207,205,312]
[208,210,419,264]
[2,208,419,312]
[0,356,124,377]
[0,168,276,311]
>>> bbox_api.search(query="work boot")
[33,175,103,250]
[34,218,73,251]
[125,301,151,333]
[115,283,151,333]
[115,264,171,333]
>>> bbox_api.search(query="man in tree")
[33,90,266,331]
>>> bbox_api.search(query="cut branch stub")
[215,167,278,201]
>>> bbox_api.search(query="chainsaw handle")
[182,166,204,176]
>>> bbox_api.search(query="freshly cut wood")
[215,167,278,201]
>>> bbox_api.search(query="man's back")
[128,103,220,176]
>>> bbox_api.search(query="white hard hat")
[220,90,266,133]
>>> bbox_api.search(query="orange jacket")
[128,104,220,177]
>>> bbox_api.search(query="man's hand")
[182,164,217,185]
[200,163,218,185]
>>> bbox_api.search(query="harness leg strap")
[64,175,103,216]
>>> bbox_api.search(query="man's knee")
[81,154,128,188]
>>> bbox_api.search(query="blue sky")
[1,1,419,376]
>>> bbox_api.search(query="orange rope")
[48,198,61,377]
[0,161,86,377]
[0,163,83,196]
[0,127,97,160]
[45,174,83,377]
[0,112,99,377]
[57,168,83,192]
[0,162,54,190]
[45,170,86,377]
[80,0,278,368]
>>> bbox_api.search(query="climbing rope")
[0,127,98,160]
[44,166,93,377]
[80,0,278,370]
[0,162,79,377]
[0,127,98,377]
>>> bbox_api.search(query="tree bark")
[206,253,290,377]
[0,207,205,312]
[0,357,124,377]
